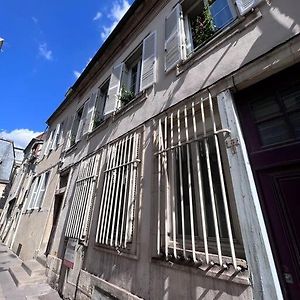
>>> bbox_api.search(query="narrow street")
[0,243,61,300]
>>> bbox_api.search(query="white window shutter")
[236,0,261,15]
[65,116,75,150]
[51,123,61,150]
[165,4,183,72]
[82,93,97,135]
[40,140,47,158]
[75,102,89,142]
[44,130,53,156]
[96,89,106,121]
[140,31,156,91]
[104,63,123,115]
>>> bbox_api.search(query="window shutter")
[140,31,156,91]
[39,140,47,158]
[65,116,75,150]
[34,172,49,208]
[236,0,261,15]
[96,89,106,122]
[82,93,97,135]
[75,102,89,142]
[44,130,53,156]
[104,63,123,115]
[51,123,61,150]
[165,4,183,72]
[27,177,39,209]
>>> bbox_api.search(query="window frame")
[154,96,245,268]
[94,131,142,254]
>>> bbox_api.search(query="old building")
[1,0,300,299]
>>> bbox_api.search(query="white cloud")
[73,58,92,79]
[38,43,53,60]
[73,70,81,79]
[0,129,43,149]
[101,0,130,41]
[93,11,102,21]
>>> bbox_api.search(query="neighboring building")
[0,138,23,213]
[1,0,300,299]
[0,135,42,249]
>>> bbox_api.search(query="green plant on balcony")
[119,86,135,106]
[191,4,215,49]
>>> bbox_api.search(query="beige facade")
[2,0,300,299]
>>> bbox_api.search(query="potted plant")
[119,85,135,106]
[190,4,215,48]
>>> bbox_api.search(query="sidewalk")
[0,243,61,300]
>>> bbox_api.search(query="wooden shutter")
[236,0,261,15]
[140,31,156,91]
[75,102,89,142]
[64,116,75,150]
[165,4,183,72]
[104,63,123,115]
[82,93,97,135]
[44,130,53,156]
[96,89,106,121]
[27,177,39,209]
[51,123,61,150]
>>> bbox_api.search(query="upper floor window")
[93,80,110,129]
[103,31,156,115]
[165,0,261,71]
[70,106,84,146]
[119,46,143,107]
[27,171,50,209]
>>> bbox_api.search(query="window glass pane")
[251,96,280,121]
[257,118,290,146]
[289,112,300,138]
[282,89,300,111]
[210,0,234,30]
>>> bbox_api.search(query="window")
[155,96,244,268]
[65,153,101,240]
[27,171,50,209]
[93,80,110,129]
[103,32,156,115]
[165,0,260,71]
[119,46,143,107]
[95,132,141,250]
[70,106,84,146]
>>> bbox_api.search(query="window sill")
[152,255,250,286]
[113,90,147,121]
[88,117,111,139]
[176,8,262,76]
[65,142,78,155]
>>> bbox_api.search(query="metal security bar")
[95,132,140,248]
[65,153,101,240]
[155,94,239,269]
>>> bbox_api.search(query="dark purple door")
[236,64,300,299]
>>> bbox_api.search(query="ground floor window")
[65,153,101,241]
[95,132,141,250]
[154,95,244,268]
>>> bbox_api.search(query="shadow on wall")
[240,0,300,70]
[151,263,250,300]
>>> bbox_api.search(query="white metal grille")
[95,132,140,248]
[155,94,240,269]
[65,153,101,240]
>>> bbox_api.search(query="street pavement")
[0,243,61,300]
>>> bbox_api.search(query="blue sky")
[0,0,133,148]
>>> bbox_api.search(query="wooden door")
[236,64,300,299]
